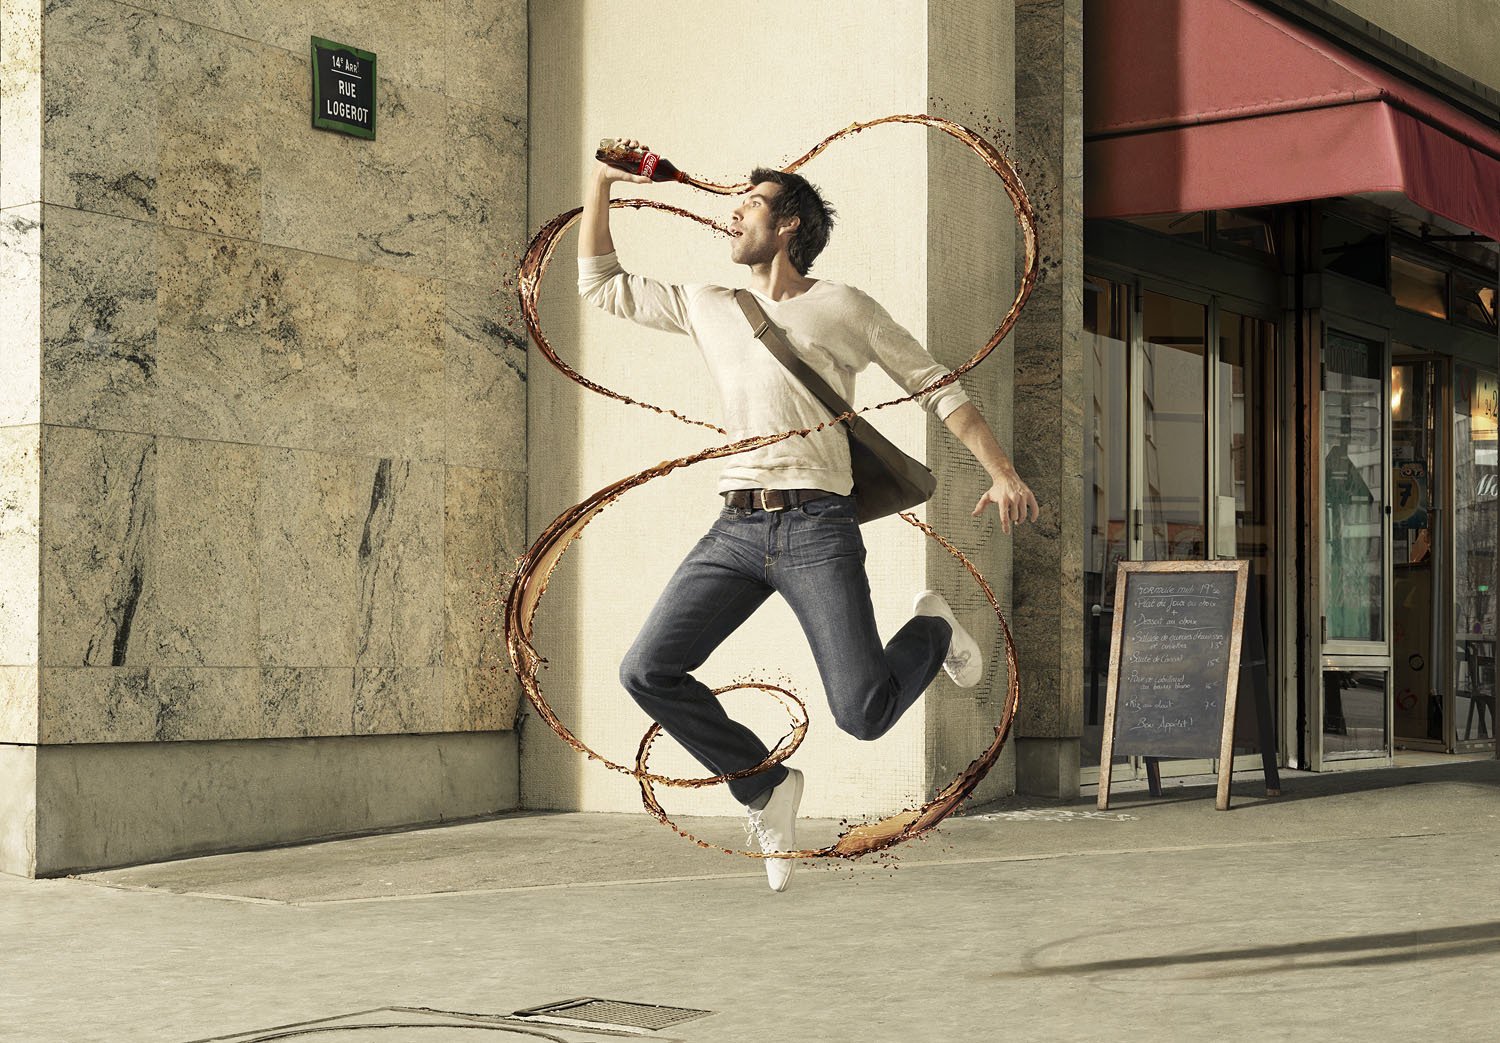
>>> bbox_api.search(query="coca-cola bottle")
[596,138,687,182]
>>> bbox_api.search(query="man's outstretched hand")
[973,469,1040,535]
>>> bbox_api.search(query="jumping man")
[578,141,1039,892]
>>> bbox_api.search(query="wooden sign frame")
[1097,559,1250,811]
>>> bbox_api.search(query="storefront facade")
[1074,0,1500,788]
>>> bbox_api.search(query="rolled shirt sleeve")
[577,251,695,336]
[863,296,972,420]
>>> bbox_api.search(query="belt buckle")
[758,489,788,512]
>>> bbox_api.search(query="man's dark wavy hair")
[749,167,837,275]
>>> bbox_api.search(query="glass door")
[1318,327,1392,763]
[1451,364,1498,750]
[1391,356,1444,748]
[1083,276,1281,777]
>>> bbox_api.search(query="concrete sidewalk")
[3,758,1499,1042]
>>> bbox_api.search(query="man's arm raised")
[943,402,1040,536]
[576,139,695,336]
[580,138,652,260]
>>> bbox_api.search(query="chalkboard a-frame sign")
[1097,560,1250,812]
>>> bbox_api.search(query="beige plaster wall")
[1337,0,1500,94]
[526,1,1020,821]
[0,1,529,871]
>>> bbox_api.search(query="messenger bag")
[733,288,937,525]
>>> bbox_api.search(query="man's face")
[729,182,795,267]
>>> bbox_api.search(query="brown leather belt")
[723,488,831,512]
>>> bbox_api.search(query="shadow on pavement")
[1064,757,1500,813]
[997,920,1500,979]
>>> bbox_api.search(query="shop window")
[1454,270,1498,333]
[1391,254,1448,319]
[1321,212,1387,287]
[1141,291,1207,562]
[1214,209,1277,257]
[1123,212,1207,244]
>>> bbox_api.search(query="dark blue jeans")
[619,493,952,805]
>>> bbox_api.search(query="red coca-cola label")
[640,152,659,178]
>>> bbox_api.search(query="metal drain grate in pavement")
[512,997,712,1031]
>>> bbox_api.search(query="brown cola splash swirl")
[506,114,1038,861]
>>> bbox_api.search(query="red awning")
[1084,0,1500,241]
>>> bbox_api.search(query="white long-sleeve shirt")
[577,251,970,495]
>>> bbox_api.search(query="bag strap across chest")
[733,289,855,426]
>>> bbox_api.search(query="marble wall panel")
[0,667,39,745]
[40,206,158,433]
[142,436,258,666]
[154,228,268,445]
[255,248,363,458]
[257,246,445,462]
[38,665,259,743]
[35,662,459,743]
[352,457,444,669]
[444,281,527,472]
[156,18,263,240]
[446,99,527,291]
[127,0,308,58]
[349,272,446,464]
[261,666,355,738]
[256,446,363,667]
[40,426,157,668]
[42,0,160,222]
[444,465,525,731]
[258,448,443,672]
[0,426,40,668]
[42,668,153,740]
[1,0,43,209]
[442,663,517,733]
[0,205,42,427]
[258,46,448,279]
[352,665,443,734]
[40,431,261,670]
[446,0,528,116]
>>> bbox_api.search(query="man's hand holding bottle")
[595,138,687,184]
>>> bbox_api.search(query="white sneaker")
[745,768,803,893]
[913,590,983,688]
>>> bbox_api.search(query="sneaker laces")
[945,647,973,673]
[745,809,774,851]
